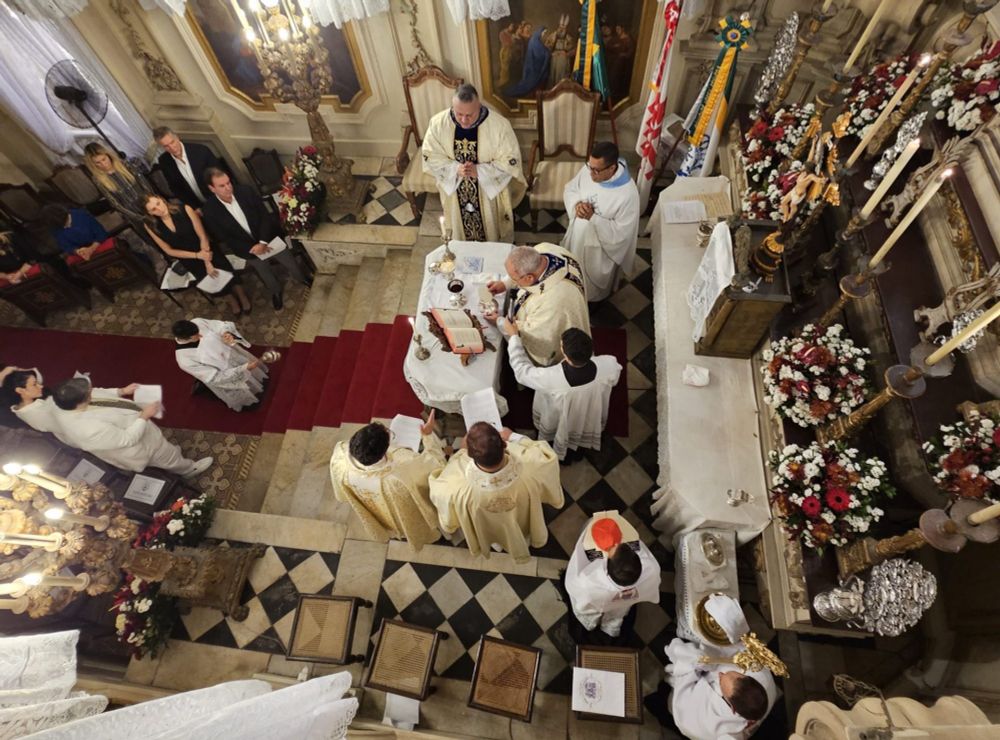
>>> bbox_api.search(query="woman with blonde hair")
[82,142,153,232]
[143,194,252,316]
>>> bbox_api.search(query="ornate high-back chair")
[0,183,46,227]
[45,165,128,237]
[397,65,463,218]
[526,79,600,232]
[243,148,285,199]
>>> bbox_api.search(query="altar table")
[403,241,511,415]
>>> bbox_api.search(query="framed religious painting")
[185,0,372,112]
[475,0,658,116]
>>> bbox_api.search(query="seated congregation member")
[329,411,444,551]
[172,319,266,412]
[4,369,127,440]
[561,140,640,302]
[153,126,231,208]
[484,244,589,367]
[144,194,251,315]
[201,168,307,311]
[654,594,779,739]
[41,204,108,262]
[429,422,562,563]
[564,511,660,638]
[0,230,35,285]
[502,324,621,462]
[52,378,213,477]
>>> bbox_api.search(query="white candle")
[20,465,67,498]
[0,582,25,597]
[21,572,90,591]
[0,597,28,614]
[0,531,63,552]
[868,169,950,269]
[843,0,888,73]
[45,508,109,532]
[926,299,1000,366]
[821,0,835,12]
[968,502,1000,525]
[439,215,446,240]
[859,138,920,219]
[847,58,927,168]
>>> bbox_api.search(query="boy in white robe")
[429,422,562,563]
[564,511,660,637]
[422,83,525,243]
[502,324,621,461]
[172,319,266,412]
[561,141,641,301]
[52,378,212,477]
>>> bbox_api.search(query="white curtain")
[0,3,151,161]
[445,0,510,23]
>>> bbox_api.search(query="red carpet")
[0,327,298,436]
[284,336,338,431]
[370,317,424,420]
[311,330,364,427]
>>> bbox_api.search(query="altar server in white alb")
[564,511,660,637]
[422,83,525,242]
[561,141,641,301]
[52,378,213,477]
[172,319,266,412]
[664,594,782,739]
[502,325,621,461]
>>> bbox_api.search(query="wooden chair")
[147,163,175,199]
[0,262,91,326]
[65,237,158,302]
[397,65,464,218]
[0,183,47,227]
[286,594,373,665]
[468,636,541,722]
[526,79,601,232]
[46,165,130,238]
[365,618,447,701]
[574,645,643,724]
[243,148,285,198]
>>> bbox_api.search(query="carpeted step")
[311,329,365,427]
[340,322,395,424]
[261,341,316,434]
[369,315,424,420]
[284,336,338,431]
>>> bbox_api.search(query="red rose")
[825,487,851,512]
[801,495,822,518]
[767,127,785,142]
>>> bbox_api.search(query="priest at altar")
[172,319,266,412]
[329,412,444,551]
[561,141,641,301]
[421,83,525,242]
[485,243,590,366]
[429,422,562,563]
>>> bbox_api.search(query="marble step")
[341,257,385,332]
[286,423,362,522]
[370,250,411,324]
[292,274,336,344]
[317,263,358,339]
[259,428,313,516]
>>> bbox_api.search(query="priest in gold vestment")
[422,83,525,242]
[429,423,562,563]
[329,413,445,551]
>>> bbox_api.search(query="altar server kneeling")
[173,319,266,412]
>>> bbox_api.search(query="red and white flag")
[635,0,682,211]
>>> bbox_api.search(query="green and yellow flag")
[572,0,610,101]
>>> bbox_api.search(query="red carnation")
[749,119,768,138]
[825,487,851,512]
[801,495,822,518]
[767,127,785,142]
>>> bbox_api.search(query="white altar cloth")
[403,241,511,415]
[648,178,771,546]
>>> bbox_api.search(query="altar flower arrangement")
[841,54,920,138]
[112,574,177,659]
[133,494,216,550]
[278,145,323,235]
[761,323,870,427]
[930,40,1000,132]
[740,104,815,218]
[769,442,895,550]
[923,411,1000,501]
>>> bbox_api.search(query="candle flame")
[44,508,64,521]
[22,573,42,586]
[942,168,954,178]
[21,464,40,475]
[1,463,20,476]
[918,53,933,66]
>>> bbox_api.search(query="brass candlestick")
[768,2,838,116]
[815,364,927,444]
[413,333,431,361]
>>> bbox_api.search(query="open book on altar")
[425,308,494,356]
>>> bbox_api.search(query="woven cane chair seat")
[468,636,541,722]
[576,645,642,724]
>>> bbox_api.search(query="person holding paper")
[561,141,641,301]
[172,319,267,411]
[51,378,213,478]
[502,325,621,462]
[647,594,781,739]
[421,83,525,242]
[564,511,660,637]
[328,411,445,551]
[429,422,562,563]
[484,244,590,366]
[201,168,309,311]
[144,195,251,316]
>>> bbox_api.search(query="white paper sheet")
[661,199,708,224]
[67,458,104,484]
[389,414,423,453]
[382,692,420,730]
[123,474,166,506]
[196,268,234,294]
[257,236,288,260]
[571,667,626,717]
[133,384,163,419]
[460,387,502,433]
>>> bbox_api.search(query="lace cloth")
[445,0,510,23]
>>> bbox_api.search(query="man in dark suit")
[201,167,308,310]
[153,125,232,208]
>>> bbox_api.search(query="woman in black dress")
[143,195,251,316]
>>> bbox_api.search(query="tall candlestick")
[21,572,90,592]
[20,465,67,498]
[926,300,1000,366]
[843,0,888,73]
[847,57,928,168]
[0,597,28,614]
[859,138,920,219]
[0,531,63,552]
[44,508,109,532]
[0,581,26,597]
[868,169,951,269]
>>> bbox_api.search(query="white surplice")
[506,335,621,459]
[175,318,266,412]
[12,387,120,442]
[561,161,641,301]
[564,527,660,636]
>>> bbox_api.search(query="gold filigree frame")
[185,7,372,113]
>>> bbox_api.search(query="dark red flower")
[767,127,785,142]
[800,495,822,518]
[976,80,1000,96]
[749,119,768,138]
[993,428,1000,446]
[825,487,851,512]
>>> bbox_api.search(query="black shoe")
[272,294,283,311]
